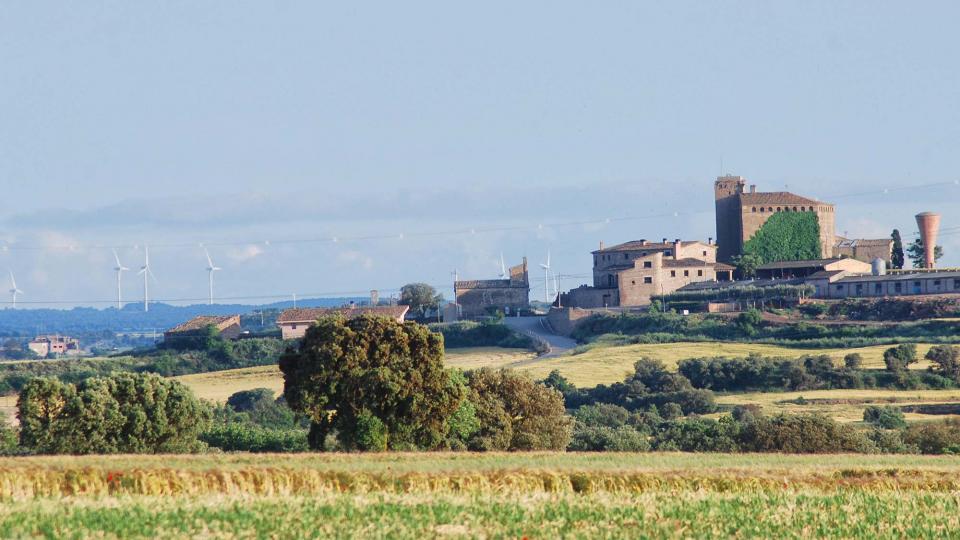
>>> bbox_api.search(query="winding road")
[503,316,578,359]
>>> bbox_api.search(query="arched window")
[752,207,757,212]
[760,207,765,213]
[776,207,782,212]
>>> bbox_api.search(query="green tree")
[279,315,463,451]
[926,345,960,382]
[399,283,444,319]
[731,253,763,279]
[906,238,943,268]
[891,229,905,269]
[18,373,209,454]
[465,368,572,451]
[883,343,917,372]
[843,353,863,370]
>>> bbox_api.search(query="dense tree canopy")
[906,239,943,268]
[279,315,464,451]
[891,229,905,269]
[465,368,572,451]
[17,373,209,454]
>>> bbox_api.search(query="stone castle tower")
[713,175,835,263]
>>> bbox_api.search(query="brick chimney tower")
[915,212,941,269]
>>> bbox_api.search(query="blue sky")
[2,2,959,307]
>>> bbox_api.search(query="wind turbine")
[113,249,129,310]
[204,248,221,305]
[8,271,22,308]
[499,253,507,279]
[137,245,157,312]
[540,251,551,304]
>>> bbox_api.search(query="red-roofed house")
[277,305,410,340]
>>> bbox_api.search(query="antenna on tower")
[539,250,551,304]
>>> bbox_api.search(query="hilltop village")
[450,175,952,322]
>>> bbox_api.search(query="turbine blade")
[205,248,214,268]
[113,249,122,268]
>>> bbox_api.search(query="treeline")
[429,320,546,352]
[547,347,960,455]
[0,337,285,396]
[572,309,960,349]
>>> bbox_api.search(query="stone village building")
[454,258,530,318]
[563,239,734,308]
[276,306,410,340]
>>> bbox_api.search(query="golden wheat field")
[2,452,960,538]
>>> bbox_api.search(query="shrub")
[572,403,631,428]
[200,423,308,453]
[862,405,907,429]
[738,413,875,453]
[654,417,740,452]
[799,302,829,318]
[904,418,960,454]
[568,425,650,451]
[466,368,572,451]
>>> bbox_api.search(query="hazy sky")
[2,2,960,307]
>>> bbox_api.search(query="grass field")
[714,388,960,423]
[3,452,960,538]
[521,342,940,387]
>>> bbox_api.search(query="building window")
[607,275,615,287]
[643,261,652,268]
[683,270,689,277]
[836,285,843,291]
[768,207,773,212]
[702,250,707,256]
[631,280,635,285]
[624,253,629,260]
[291,324,297,330]
[895,282,902,293]
[665,250,672,256]
[855,284,863,295]
[643,277,652,284]
[934,280,942,286]
[760,207,765,213]
[954,279,960,290]
[697,270,703,276]
[874,284,882,294]
[670,270,676,277]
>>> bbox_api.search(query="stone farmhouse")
[454,258,530,318]
[27,335,81,357]
[277,305,409,340]
[563,238,734,308]
[164,315,242,343]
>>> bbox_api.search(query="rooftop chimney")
[640,239,648,246]
[673,239,682,260]
[662,237,667,244]
[916,212,941,269]
[750,185,757,193]
[708,237,713,245]
[599,240,604,251]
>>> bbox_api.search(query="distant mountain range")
[0,297,366,337]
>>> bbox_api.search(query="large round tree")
[279,315,464,451]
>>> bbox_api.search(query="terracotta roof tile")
[739,192,829,207]
[277,305,409,323]
[167,315,240,334]
[595,240,710,253]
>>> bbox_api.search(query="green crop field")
[1,452,960,538]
